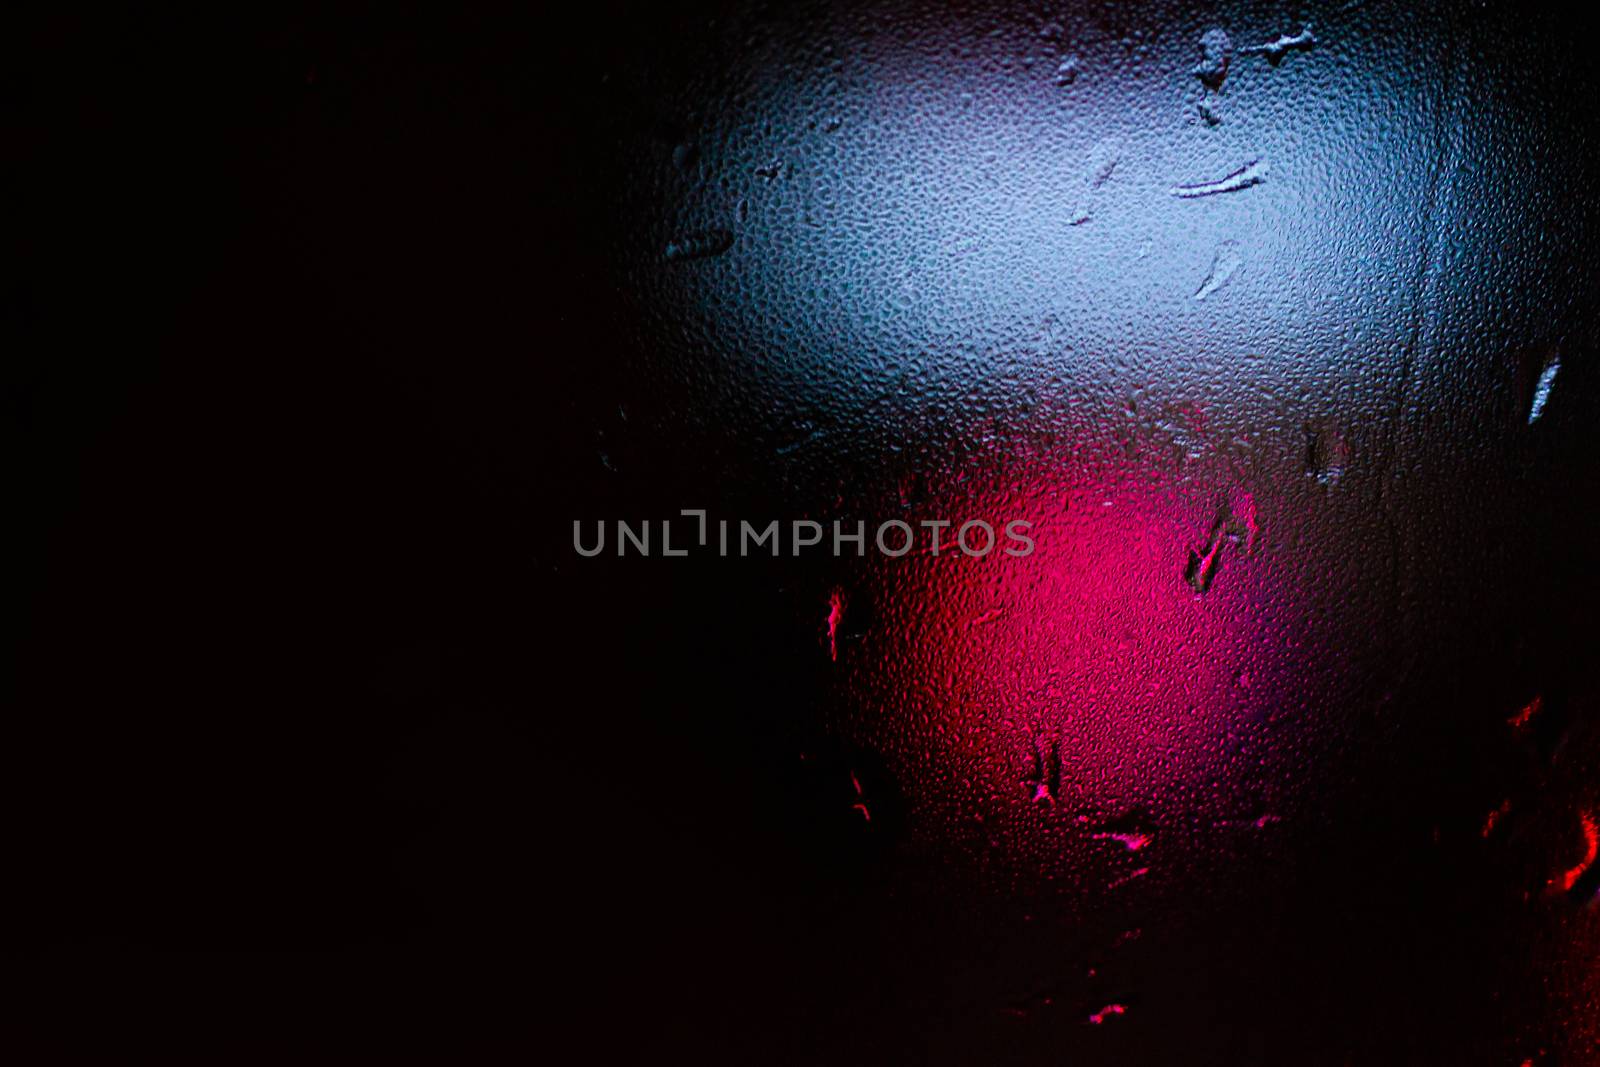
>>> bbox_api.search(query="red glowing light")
[846,476,1301,879]
[849,768,871,822]
[1554,811,1598,893]
[1481,799,1512,839]
[1108,867,1150,890]
[1092,831,1151,852]
[825,587,845,662]
[1088,1003,1127,1025]
[1509,695,1543,729]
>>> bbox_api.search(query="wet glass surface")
[11,0,1600,1061]
[560,3,1600,1059]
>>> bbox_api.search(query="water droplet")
[969,607,1006,628]
[1481,799,1512,838]
[1184,497,1256,593]
[1054,55,1081,86]
[1024,737,1060,804]
[1508,694,1543,729]
[1092,830,1152,852]
[1244,24,1317,66]
[848,767,872,822]
[1551,811,1598,894]
[1304,422,1351,485]
[1192,28,1232,90]
[1070,136,1122,225]
[664,228,733,261]
[1092,809,1156,851]
[1170,159,1269,198]
[1193,240,1242,300]
[1106,867,1149,890]
[824,587,845,662]
[1528,350,1560,423]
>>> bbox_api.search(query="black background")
[10,4,863,1059]
[11,3,624,1057]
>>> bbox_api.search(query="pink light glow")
[1554,811,1598,893]
[836,470,1313,890]
[825,587,845,662]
